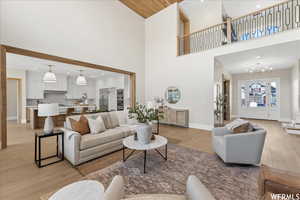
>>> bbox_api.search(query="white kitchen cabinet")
[44,74,67,91]
[87,79,96,99]
[26,71,44,99]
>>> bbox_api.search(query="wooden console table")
[160,107,189,127]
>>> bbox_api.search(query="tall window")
[270,81,277,107]
[247,82,267,108]
[241,85,246,107]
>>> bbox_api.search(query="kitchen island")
[26,105,97,129]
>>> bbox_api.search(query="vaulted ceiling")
[120,0,183,18]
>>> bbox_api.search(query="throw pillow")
[101,113,113,129]
[69,115,90,135]
[88,115,106,134]
[226,119,250,134]
[109,111,120,128]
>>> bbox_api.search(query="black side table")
[34,130,64,168]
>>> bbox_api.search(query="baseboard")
[7,116,17,120]
[189,123,213,131]
[231,115,238,119]
[278,118,291,122]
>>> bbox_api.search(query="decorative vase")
[136,123,152,144]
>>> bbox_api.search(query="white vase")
[136,123,152,144]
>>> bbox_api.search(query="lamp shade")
[43,71,57,83]
[76,75,87,86]
[38,103,59,117]
[43,65,57,83]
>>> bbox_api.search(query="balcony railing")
[178,0,300,56]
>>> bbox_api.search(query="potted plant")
[128,103,164,144]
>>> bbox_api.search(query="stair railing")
[178,0,300,56]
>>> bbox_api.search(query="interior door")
[238,78,280,120]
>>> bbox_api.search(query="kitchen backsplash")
[27,92,95,106]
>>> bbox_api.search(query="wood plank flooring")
[0,120,299,200]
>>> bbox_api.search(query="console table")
[160,106,189,127]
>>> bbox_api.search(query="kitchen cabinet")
[66,76,96,99]
[26,71,44,99]
[44,74,67,91]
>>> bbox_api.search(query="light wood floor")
[0,120,299,200]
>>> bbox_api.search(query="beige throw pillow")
[109,112,120,128]
[88,116,106,134]
[101,113,113,129]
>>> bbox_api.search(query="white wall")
[291,60,300,120]
[180,0,222,32]
[231,69,292,121]
[0,0,145,103]
[7,79,18,120]
[146,2,300,130]
[6,68,26,123]
[146,4,215,130]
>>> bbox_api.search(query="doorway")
[238,78,280,120]
[7,78,22,123]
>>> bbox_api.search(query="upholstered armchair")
[212,127,266,165]
[258,165,300,200]
[43,175,216,200]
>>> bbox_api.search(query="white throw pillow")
[88,116,106,134]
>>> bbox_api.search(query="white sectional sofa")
[61,111,138,166]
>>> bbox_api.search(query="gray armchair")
[212,127,266,165]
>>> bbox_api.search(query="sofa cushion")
[80,127,133,150]
[69,115,90,135]
[88,115,106,134]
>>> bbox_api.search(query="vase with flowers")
[128,102,164,144]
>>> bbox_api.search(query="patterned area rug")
[83,144,260,200]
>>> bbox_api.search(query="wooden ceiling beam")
[120,0,184,18]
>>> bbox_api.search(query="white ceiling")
[222,0,286,18]
[180,0,286,32]
[216,40,300,74]
[6,53,125,79]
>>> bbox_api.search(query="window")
[241,85,246,107]
[248,82,267,108]
[270,81,277,107]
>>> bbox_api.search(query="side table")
[35,130,64,168]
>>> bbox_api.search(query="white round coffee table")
[122,135,168,173]
[49,180,104,200]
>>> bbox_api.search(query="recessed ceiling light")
[200,0,204,2]
[256,4,261,9]
[256,56,262,59]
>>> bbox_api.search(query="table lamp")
[38,103,59,134]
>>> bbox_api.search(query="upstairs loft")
[178,0,300,56]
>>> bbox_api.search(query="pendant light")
[76,70,88,86]
[43,65,57,83]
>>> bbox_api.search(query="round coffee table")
[122,135,168,173]
[49,180,104,200]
